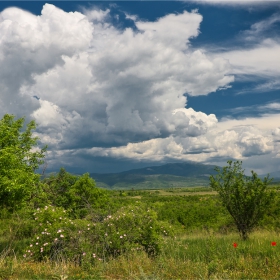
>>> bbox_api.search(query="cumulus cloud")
[0,4,234,153]
[84,121,273,166]
[2,3,278,174]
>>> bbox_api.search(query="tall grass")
[1,230,280,279]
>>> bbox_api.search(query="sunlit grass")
[1,230,280,279]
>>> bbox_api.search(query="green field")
[1,185,280,279]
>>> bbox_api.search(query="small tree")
[209,160,275,240]
[0,114,47,211]
[42,169,109,218]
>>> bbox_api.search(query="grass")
[1,230,280,279]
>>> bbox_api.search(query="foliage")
[69,173,109,218]
[209,160,276,240]
[0,114,46,211]
[23,205,80,262]
[3,231,280,279]
[24,203,171,264]
[42,169,109,218]
[93,203,173,258]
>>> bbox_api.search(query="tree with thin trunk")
[209,160,275,240]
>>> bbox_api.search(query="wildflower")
[23,254,26,258]
[37,237,39,239]
[120,236,123,238]
[40,248,43,252]
[271,241,277,246]
[233,242,238,248]
[105,233,108,236]
[36,243,38,245]
[30,244,33,247]
[60,234,64,238]
[83,252,86,256]
[54,238,58,241]
[57,229,62,233]
[92,253,96,258]
[124,234,126,237]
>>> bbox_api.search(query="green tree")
[42,167,78,209]
[42,169,109,218]
[209,160,275,240]
[0,114,47,211]
[69,173,109,217]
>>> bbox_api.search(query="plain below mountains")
[91,162,219,190]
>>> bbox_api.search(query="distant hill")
[90,162,219,190]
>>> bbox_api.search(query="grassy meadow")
[1,185,280,279]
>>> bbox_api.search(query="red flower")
[233,242,238,248]
[271,241,277,246]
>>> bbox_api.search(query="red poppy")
[271,241,277,246]
[233,242,238,248]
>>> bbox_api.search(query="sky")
[0,0,280,175]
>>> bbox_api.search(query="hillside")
[91,162,218,189]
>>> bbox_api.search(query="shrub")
[24,203,173,264]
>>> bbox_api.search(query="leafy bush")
[23,205,73,261]
[24,203,173,264]
[42,170,109,218]
[92,203,173,258]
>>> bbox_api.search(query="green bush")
[92,203,171,258]
[42,170,109,218]
[24,203,172,264]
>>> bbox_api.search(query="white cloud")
[212,39,280,78]
[86,114,276,168]
[242,13,280,40]
[1,3,279,174]
[0,4,234,152]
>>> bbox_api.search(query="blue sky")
[0,1,280,175]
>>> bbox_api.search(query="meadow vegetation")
[1,114,280,279]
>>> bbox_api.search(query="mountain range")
[91,162,218,190]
